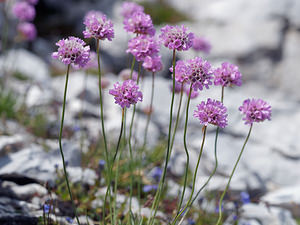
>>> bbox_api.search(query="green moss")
[0,90,17,119]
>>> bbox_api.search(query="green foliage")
[0,90,17,119]
[13,71,29,81]
[141,1,190,25]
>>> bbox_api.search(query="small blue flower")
[151,167,162,182]
[66,217,73,224]
[187,218,196,225]
[73,125,81,132]
[240,191,250,204]
[233,214,238,221]
[143,185,158,193]
[43,204,51,214]
[65,161,69,167]
[54,164,59,169]
[98,159,106,168]
[215,204,224,213]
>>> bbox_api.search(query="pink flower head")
[12,1,36,21]
[170,57,213,91]
[52,36,90,68]
[126,35,160,61]
[159,25,194,51]
[121,1,144,18]
[142,55,163,72]
[185,86,199,99]
[83,11,114,41]
[119,69,138,81]
[214,62,242,87]
[109,79,143,108]
[239,99,271,125]
[194,98,228,128]
[26,0,39,5]
[169,60,188,83]
[17,22,37,41]
[192,36,211,54]
[123,11,155,36]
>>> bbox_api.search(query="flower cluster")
[83,11,114,41]
[160,25,194,51]
[12,1,35,21]
[192,36,211,54]
[171,57,213,91]
[126,35,160,61]
[109,79,143,108]
[52,36,90,68]
[239,99,271,125]
[142,55,163,72]
[17,22,37,41]
[214,62,242,87]
[123,11,155,36]
[194,98,228,128]
[121,1,144,18]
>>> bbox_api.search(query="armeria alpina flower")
[126,35,160,61]
[239,99,271,125]
[142,55,163,72]
[170,81,184,94]
[194,98,228,128]
[121,1,144,18]
[109,79,143,108]
[160,25,194,51]
[192,36,211,54]
[123,11,155,36]
[214,62,242,87]
[83,11,114,41]
[52,36,90,68]
[17,22,37,41]
[170,57,213,91]
[12,1,36,21]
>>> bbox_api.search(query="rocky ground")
[1,0,300,224]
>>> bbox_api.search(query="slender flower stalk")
[216,124,253,225]
[170,84,184,155]
[58,65,81,225]
[147,49,177,225]
[172,126,207,224]
[176,84,192,213]
[112,108,125,224]
[142,71,155,148]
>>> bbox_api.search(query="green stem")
[216,124,253,225]
[97,39,112,225]
[130,56,136,79]
[113,109,125,224]
[142,72,155,149]
[58,64,81,225]
[128,62,141,216]
[176,84,192,214]
[172,126,207,224]
[170,84,184,154]
[147,49,177,225]
[184,86,225,213]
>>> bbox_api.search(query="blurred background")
[0,0,300,224]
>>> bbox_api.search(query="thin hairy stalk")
[142,72,155,149]
[58,65,81,225]
[216,124,253,225]
[148,50,177,225]
[176,84,192,214]
[113,109,125,223]
[130,56,136,79]
[170,84,184,153]
[172,126,207,224]
[128,62,141,216]
[97,39,112,225]
[180,86,226,223]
